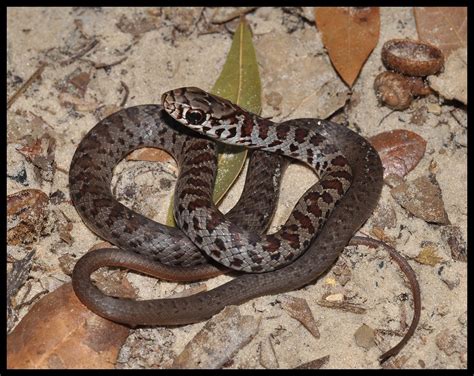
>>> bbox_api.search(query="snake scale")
[71,88,383,333]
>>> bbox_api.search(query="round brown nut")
[381,39,444,76]
[374,71,413,110]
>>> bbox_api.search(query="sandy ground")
[7,7,467,369]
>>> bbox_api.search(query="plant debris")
[390,174,450,224]
[280,294,320,339]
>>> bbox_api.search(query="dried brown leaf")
[369,129,426,178]
[68,71,91,97]
[390,175,450,224]
[315,7,380,87]
[414,7,467,57]
[280,295,320,339]
[7,189,49,245]
[7,283,130,369]
[17,133,56,182]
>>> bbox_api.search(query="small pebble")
[354,324,376,349]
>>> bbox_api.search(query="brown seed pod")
[382,39,444,76]
[374,72,434,110]
[374,71,413,110]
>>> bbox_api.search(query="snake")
[69,88,423,362]
[72,85,383,322]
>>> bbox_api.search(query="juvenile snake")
[71,88,391,350]
[69,88,423,362]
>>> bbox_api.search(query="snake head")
[161,87,242,141]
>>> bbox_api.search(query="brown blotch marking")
[263,235,281,253]
[309,134,324,146]
[258,121,270,140]
[211,250,221,258]
[206,211,223,231]
[227,127,237,138]
[321,179,344,195]
[240,116,254,138]
[231,258,243,267]
[331,155,348,167]
[306,191,321,203]
[294,128,309,143]
[192,216,200,229]
[276,123,290,139]
[214,237,226,251]
[281,232,300,248]
[330,170,353,182]
[187,198,209,211]
[251,265,263,272]
[195,235,203,244]
[270,252,281,261]
[308,202,322,217]
[287,224,299,232]
[289,143,298,152]
[293,210,315,232]
[322,191,334,204]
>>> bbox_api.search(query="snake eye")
[185,109,205,125]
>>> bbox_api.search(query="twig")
[7,63,47,110]
[349,236,421,364]
[90,56,128,70]
[60,39,99,66]
[211,7,257,24]
[377,109,396,127]
[119,81,130,107]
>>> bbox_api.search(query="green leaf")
[166,18,262,226]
